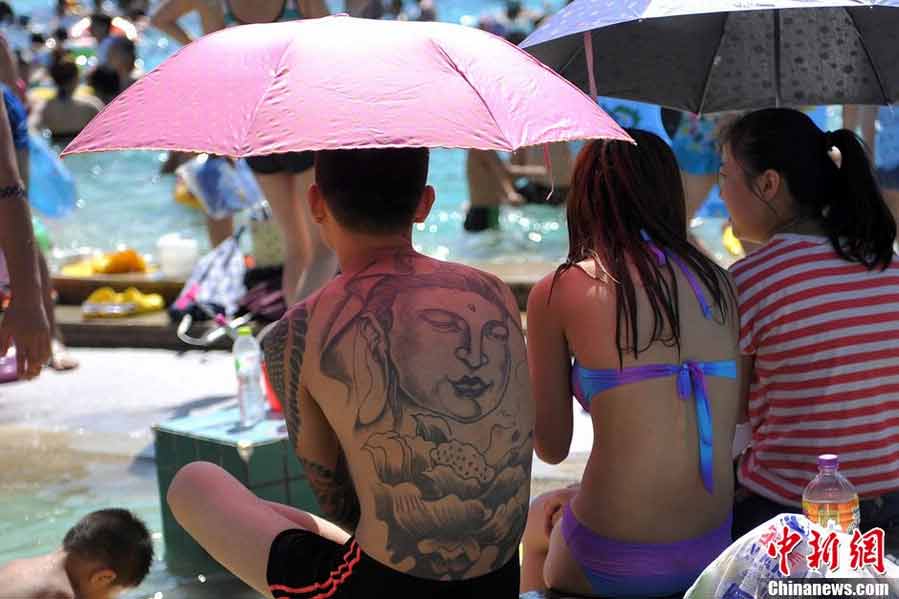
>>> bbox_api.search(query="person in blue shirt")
[843,105,899,226]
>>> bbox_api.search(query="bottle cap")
[818,454,839,468]
[237,326,253,337]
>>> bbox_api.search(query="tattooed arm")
[261,306,361,532]
[298,450,360,533]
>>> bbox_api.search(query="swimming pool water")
[13,0,572,267]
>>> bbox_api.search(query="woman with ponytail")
[721,108,899,538]
[521,130,743,597]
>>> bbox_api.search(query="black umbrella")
[521,0,899,113]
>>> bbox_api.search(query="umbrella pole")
[584,31,598,99]
[774,10,781,108]
[542,143,555,204]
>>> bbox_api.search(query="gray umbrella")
[520,0,899,113]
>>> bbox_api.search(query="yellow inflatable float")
[61,248,150,277]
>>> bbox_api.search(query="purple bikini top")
[569,231,735,494]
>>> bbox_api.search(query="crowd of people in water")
[1,1,899,598]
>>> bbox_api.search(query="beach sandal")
[82,286,138,318]
[121,287,165,314]
[82,287,164,318]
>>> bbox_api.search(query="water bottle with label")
[234,326,266,428]
[802,454,860,533]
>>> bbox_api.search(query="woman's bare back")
[558,259,740,542]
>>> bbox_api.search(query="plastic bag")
[29,133,77,218]
[686,514,899,599]
[168,229,247,323]
[176,155,264,219]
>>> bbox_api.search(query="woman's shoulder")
[729,235,826,281]
[529,262,615,314]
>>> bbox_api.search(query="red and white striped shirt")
[731,234,899,506]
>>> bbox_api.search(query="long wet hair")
[554,129,734,367]
[722,108,895,270]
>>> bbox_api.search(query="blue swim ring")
[28,134,77,218]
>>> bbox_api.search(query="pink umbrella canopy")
[62,14,630,157]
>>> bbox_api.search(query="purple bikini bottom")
[559,504,732,597]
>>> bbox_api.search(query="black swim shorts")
[515,180,569,206]
[246,151,315,175]
[266,529,521,599]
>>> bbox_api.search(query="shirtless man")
[464,142,574,232]
[167,148,534,597]
[0,509,153,599]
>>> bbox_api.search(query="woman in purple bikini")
[521,130,745,597]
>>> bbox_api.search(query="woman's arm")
[0,99,51,378]
[150,0,225,45]
[738,355,753,424]
[526,275,574,464]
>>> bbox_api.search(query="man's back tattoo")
[268,252,533,579]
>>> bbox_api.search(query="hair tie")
[824,131,842,169]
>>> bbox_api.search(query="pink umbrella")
[62,14,629,157]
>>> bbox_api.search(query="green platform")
[154,406,321,575]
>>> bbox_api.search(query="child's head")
[106,37,136,73]
[88,65,121,104]
[52,26,69,44]
[89,13,112,41]
[50,55,79,97]
[721,107,895,269]
[311,148,433,244]
[63,509,153,599]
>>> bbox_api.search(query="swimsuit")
[563,232,736,596]
[223,0,300,25]
[561,505,732,597]
[2,84,28,150]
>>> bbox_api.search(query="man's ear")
[308,183,327,224]
[413,185,436,224]
[89,567,116,588]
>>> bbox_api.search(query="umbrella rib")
[696,13,731,115]
[432,43,513,150]
[558,38,584,86]
[844,8,891,105]
[240,42,295,156]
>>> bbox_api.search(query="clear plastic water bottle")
[234,326,266,428]
[802,454,860,533]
